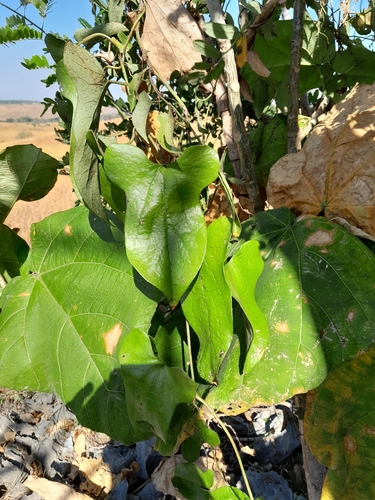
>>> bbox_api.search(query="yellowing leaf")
[142,0,202,80]
[305,346,375,500]
[247,50,270,78]
[267,83,375,237]
[236,34,247,68]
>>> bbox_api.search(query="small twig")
[195,395,254,500]
[300,94,330,140]
[0,1,45,33]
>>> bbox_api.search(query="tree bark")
[206,0,263,212]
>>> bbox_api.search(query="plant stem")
[185,320,195,382]
[195,395,254,500]
[287,0,306,153]
[206,0,263,213]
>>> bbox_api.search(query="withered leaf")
[142,0,202,80]
[267,83,375,236]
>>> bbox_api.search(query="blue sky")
[0,0,94,101]
[0,1,345,103]
[0,0,240,102]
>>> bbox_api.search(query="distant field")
[1,101,121,243]
[0,101,122,158]
[0,101,57,122]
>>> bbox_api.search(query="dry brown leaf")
[72,429,122,496]
[24,476,92,500]
[142,0,202,80]
[247,50,271,78]
[267,83,375,236]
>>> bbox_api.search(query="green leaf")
[156,112,182,155]
[249,114,288,187]
[57,41,107,220]
[45,34,65,64]
[210,487,251,499]
[21,54,50,69]
[74,22,128,49]
[0,145,59,225]
[132,91,151,142]
[0,23,42,44]
[203,60,225,84]
[0,225,28,280]
[107,0,126,23]
[116,328,196,444]
[193,40,221,59]
[172,463,214,500]
[0,206,161,444]
[208,208,375,411]
[224,240,269,372]
[20,0,48,17]
[155,323,188,371]
[181,420,220,463]
[103,144,220,306]
[173,463,251,500]
[305,346,375,500]
[203,22,238,40]
[182,217,233,383]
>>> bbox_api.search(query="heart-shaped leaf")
[104,144,220,306]
[182,217,233,383]
[0,206,161,444]
[305,345,375,500]
[116,328,196,444]
[57,41,107,219]
[0,145,59,225]
[207,208,375,411]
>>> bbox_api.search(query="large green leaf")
[0,145,59,225]
[305,346,375,500]
[57,41,107,219]
[116,328,196,444]
[182,217,233,384]
[103,144,220,306]
[207,208,375,410]
[224,240,268,372]
[0,206,161,444]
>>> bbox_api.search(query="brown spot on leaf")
[304,229,334,247]
[64,225,73,236]
[276,322,289,333]
[344,436,357,454]
[18,292,30,297]
[346,310,355,321]
[365,426,375,436]
[319,248,329,254]
[102,324,122,355]
[319,329,325,339]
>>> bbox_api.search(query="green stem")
[185,320,195,382]
[195,394,254,500]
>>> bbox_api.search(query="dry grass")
[0,122,69,159]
